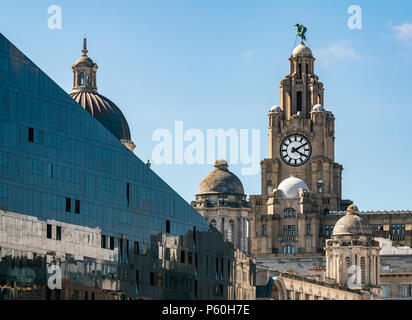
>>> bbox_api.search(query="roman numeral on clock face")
[279,134,312,167]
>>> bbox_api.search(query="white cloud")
[314,42,361,67]
[391,23,412,43]
[243,49,256,61]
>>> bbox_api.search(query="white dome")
[277,176,309,199]
[269,105,283,114]
[311,104,325,112]
[292,42,313,58]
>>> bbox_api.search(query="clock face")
[280,134,312,166]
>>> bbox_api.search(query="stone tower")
[261,41,343,213]
[325,205,381,297]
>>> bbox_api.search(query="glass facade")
[0,33,255,300]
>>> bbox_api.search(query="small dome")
[71,91,132,141]
[311,104,325,113]
[269,105,283,114]
[72,56,96,68]
[333,205,372,236]
[197,160,244,196]
[325,108,334,118]
[292,42,313,58]
[277,176,309,199]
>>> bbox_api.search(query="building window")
[134,241,139,255]
[66,198,71,212]
[28,127,34,143]
[109,236,114,250]
[402,224,406,235]
[126,183,130,206]
[75,200,80,214]
[402,284,412,297]
[166,220,170,234]
[156,274,162,287]
[360,257,366,285]
[101,235,107,249]
[306,224,311,235]
[267,180,272,195]
[180,250,185,264]
[262,224,267,236]
[188,252,193,265]
[141,243,147,256]
[381,285,389,298]
[228,221,234,242]
[284,208,296,217]
[47,224,52,239]
[317,180,323,193]
[56,226,61,241]
[79,72,85,86]
[150,272,155,286]
[297,91,302,112]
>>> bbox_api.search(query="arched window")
[86,75,92,86]
[345,256,351,267]
[78,72,85,86]
[298,63,302,79]
[282,246,287,254]
[291,246,295,254]
[284,208,296,217]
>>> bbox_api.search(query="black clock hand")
[291,147,307,157]
[296,150,307,157]
[296,142,308,150]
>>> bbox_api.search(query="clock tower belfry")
[260,40,344,213]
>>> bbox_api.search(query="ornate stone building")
[192,37,412,299]
[256,205,382,300]
[192,159,254,255]
[325,205,381,295]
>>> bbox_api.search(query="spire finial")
[82,37,88,56]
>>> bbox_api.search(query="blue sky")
[1,0,412,210]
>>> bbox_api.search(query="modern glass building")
[0,33,255,300]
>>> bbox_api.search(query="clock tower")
[260,41,344,213]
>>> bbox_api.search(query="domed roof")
[70,91,131,141]
[311,104,325,113]
[269,105,283,114]
[277,176,309,198]
[197,159,245,196]
[72,55,96,68]
[292,42,313,58]
[333,205,373,236]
